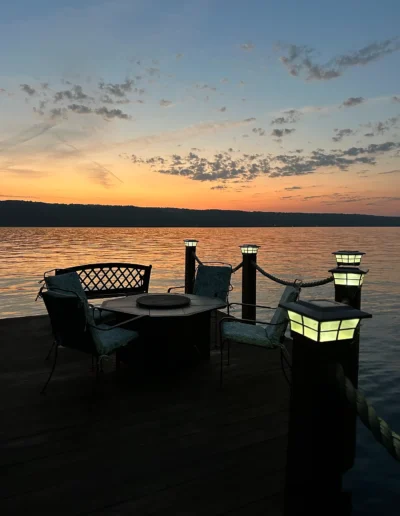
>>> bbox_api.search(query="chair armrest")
[167,285,185,293]
[88,315,146,331]
[220,316,287,327]
[227,302,276,310]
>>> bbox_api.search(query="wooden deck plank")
[0,314,290,515]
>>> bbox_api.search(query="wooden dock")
[0,314,290,515]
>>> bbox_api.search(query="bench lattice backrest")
[55,262,152,299]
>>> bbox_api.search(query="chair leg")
[41,343,59,394]
[227,340,230,366]
[220,342,223,388]
[45,340,56,361]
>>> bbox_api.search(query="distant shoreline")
[1,200,399,227]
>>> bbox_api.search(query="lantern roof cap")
[279,298,372,322]
[332,250,365,255]
[329,266,369,274]
[240,244,260,248]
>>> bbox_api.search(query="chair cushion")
[265,286,299,345]
[222,321,278,348]
[194,265,231,302]
[45,272,96,326]
[91,325,139,355]
[45,271,86,298]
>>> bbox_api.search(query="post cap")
[332,250,365,266]
[240,244,260,254]
[184,239,198,247]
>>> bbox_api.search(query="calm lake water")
[0,226,399,513]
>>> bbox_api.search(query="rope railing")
[254,262,334,288]
[194,254,203,266]
[232,262,243,273]
[336,364,400,462]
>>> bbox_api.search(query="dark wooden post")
[240,244,259,321]
[184,239,198,294]
[280,299,372,516]
[329,262,369,472]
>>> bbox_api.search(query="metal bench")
[54,262,152,299]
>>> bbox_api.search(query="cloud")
[20,84,36,96]
[176,53,184,59]
[131,136,400,183]
[284,186,302,190]
[252,127,265,136]
[94,107,131,120]
[271,109,302,125]
[220,78,229,83]
[159,99,173,108]
[0,166,47,177]
[54,84,92,103]
[341,141,400,156]
[195,83,217,92]
[277,37,400,81]
[378,169,400,174]
[393,96,400,103]
[218,106,227,112]
[271,128,296,137]
[210,185,227,190]
[68,103,92,114]
[100,94,129,105]
[341,97,365,108]
[98,79,134,97]
[125,118,256,148]
[364,132,375,137]
[49,107,68,120]
[364,115,400,136]
[240,43,255,51]
[85,167,115,188]
[332,128,354,142]
[0,122,55,152]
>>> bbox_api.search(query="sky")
[1,0,400,216]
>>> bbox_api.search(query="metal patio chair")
[219,285,300,386]
[40,288,143,394]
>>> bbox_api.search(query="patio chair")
[40,288,144,394]
[168,264,232,349]
[219,285,300,387]
[168,263,232,301]
[41,271,115,327]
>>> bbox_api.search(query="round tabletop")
[101,293,226,318]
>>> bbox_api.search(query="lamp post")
[240,244,259,321]
[329,266,368,310]
[279,299,372,516]
[184,239,198,294]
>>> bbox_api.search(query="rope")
[254,263,334,288]
[194,255,203,265]
[336,364,400,462]
[232,262,243,273]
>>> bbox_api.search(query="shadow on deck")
[0,314,290,515]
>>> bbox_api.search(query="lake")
[0,226,399,514]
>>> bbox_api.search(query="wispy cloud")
[0,122,55,152]
[20,84,36,96]
[341,97,365,108]
[240,43,255,51]
[277,38,400,81]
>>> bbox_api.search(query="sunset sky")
[1,0,400,215]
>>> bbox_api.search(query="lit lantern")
[184,239,198,247]
[240,244,260,254]
[332,250,365,267]
[329,266,368,287]
[279,299,371,343]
